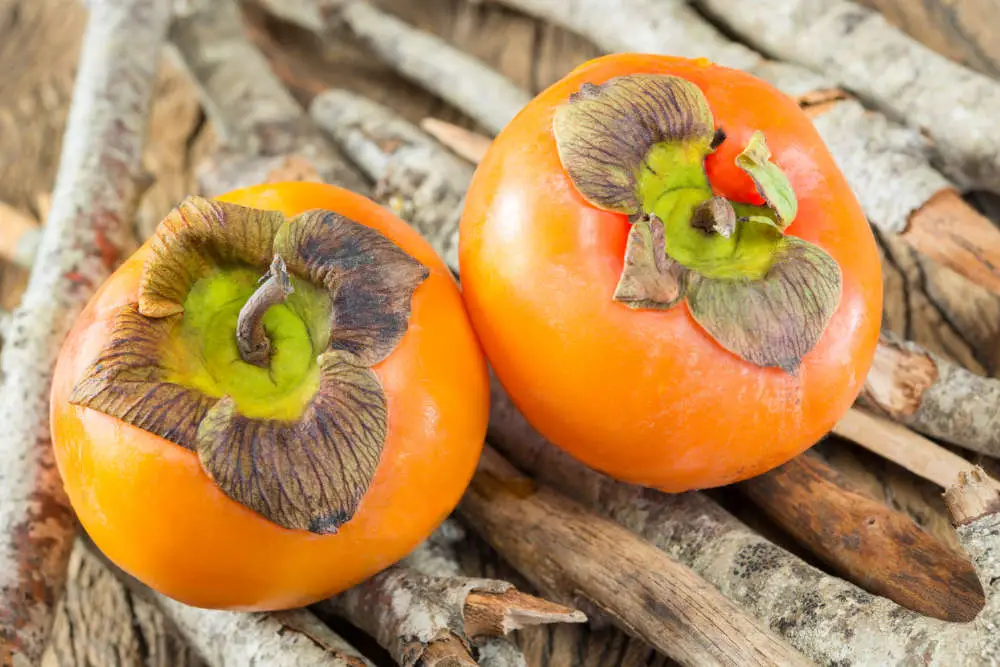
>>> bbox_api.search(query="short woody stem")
[236,254,294,368]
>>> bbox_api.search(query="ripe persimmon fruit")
[459,54,882,491]
[50,182,488,610]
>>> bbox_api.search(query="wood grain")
[741,453,984,622]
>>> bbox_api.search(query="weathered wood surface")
[857,0,1000,81]
[2,0,999,664]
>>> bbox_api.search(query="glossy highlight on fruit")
[51,182,489,610]
[459,54,882,492]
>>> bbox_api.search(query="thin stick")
[860,333,1000,458]
[169,0,367,195]
[317,562,585,667]
[459,447,813,667]
[323,1,531,135]
[420,118,493,165]
[0,1,168,663]
[740,452,984,621]
[832,408,995,491]
[309,89,473,269]
[694,0,1000,194]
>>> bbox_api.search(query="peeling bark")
[0,1,169,664]
[458,448,813,667]
[323,1,532,134]
[168,0,366,195]
[694,0,1000,194]
[317,564,584,667]
[309,89,472,269]
[860,333,1000,458]
[486,376,1000,665]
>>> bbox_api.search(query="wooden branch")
[693,0,1000,194]
[857,0,1000,80]
[0,1,168,663]
[860,333,1000,458]
[740,452,983,621]
[309,89,472,269]
[316,562,584,667]
[420,119,493,165]
[459,447,813,667]
[320,1,532,134]
[485,375,1000,664]
[832,407,998,492]
[0,202,39,270]
[482,0,1000,297]
[169,0,367,195]
[404,521,531,667]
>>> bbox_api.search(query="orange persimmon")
[50,182,488,610]
[459,55,882,491]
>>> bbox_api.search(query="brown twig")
[832,407,995,491]
[316,559,585,667]
[740,452,984,621]
[459,448,813,667]
[478,0,1000,297]
[317,0,531,134]
[0,1,168,663]
[309,89,473,269]
[420,119,494,166]
[694,0,1000,194]
[859,333,1000,458]
[169,0,367,195]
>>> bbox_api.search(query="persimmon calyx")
[70,196,429,533]
[554,74,843,372]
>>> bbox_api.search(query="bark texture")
[694,0,1000,193]
[0,1,169,663]
[460,448,812,667]
[319,563,584,667]
[310,89,472,269]
[44,539,205,667]
[169,0,366,195]
[327,1,532,134]
[486,375,1000,665]
[158,602,372,667]
[860,333,1000,458]
[741,453,983,621]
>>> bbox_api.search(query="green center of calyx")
[69,196,428,534]
[553,74,843,373]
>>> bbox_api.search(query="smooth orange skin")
[51,182,489,610]
[459,55,882,491]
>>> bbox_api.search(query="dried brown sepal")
[735,131,798,227]
[553,75,715,214]
[139,197,285,317]
[691,196,737,237]
[274,209,430,365]
[686,236,842,372]
[197,350,385,534]
[68,305,216,448]
[613,217,689,309]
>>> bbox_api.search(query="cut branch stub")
[553,73,842,372]
[70,196,428,534]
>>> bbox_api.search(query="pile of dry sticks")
[4,0,1000,665]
